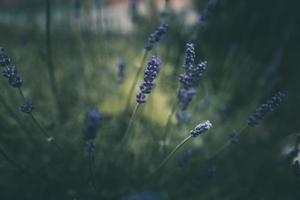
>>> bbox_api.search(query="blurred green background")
[0,0,299,199]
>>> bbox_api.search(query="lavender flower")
[0,47,11,67]
[229,133,239,144]
[247,91,286,127]
[182,43,195,69]
[177,88,196,110]
[2,66,17,78]
[190,61,208,82]
[178,74,193,89]
[292,160,300,175]
[85,140,96,154]
[117,61,126,84]
[197,0,219,26]
[177,43,208,114]
[20,100,33,113]
[190,120,212,137]
[136,56,161,104]
[179,60,208,89]
[8,76,23,88]
[82,108,102,153]
[144,23,169,51]
[2,66,23,88]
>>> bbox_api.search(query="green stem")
[18,88,62,152]
[88,152,97,193]
[120,103,140,146]
[0,95,35,144]
[152,135,192,174]
[124,51,148,111]
[207,125,248,162]
[0,145,28,174]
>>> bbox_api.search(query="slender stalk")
[0,144,50,184]
[18,88,62,152]
[123,51,148,111]
[0,145,28,174]
[29,113,62,152]
[206,125,248,162]
[120,103,140,146]
[151,135,192,174]
[0,95,35,143]
[88,152,97,193]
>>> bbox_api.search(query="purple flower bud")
[177,88,196,110]
[20,100,33,113]
[0,48,11,67]
[247,91,286,127]
[83,108,102,143]
[190,120,212,137]
[2,66,17,78]
[8,76,22,88]
[144,23,169,51]
[136,56,161,104]
[117,61,126,84]
[182,43,195,70]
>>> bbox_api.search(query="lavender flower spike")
[247,91,286,127]
[144,23,169,51]
[136,56,161,104]
[82,108,102,153]
[0,47,11,67]
[191,120,212,137]
[2,66,23,88]
[20,100,33,113]
[182,43,195,69]
[152,120,212,174]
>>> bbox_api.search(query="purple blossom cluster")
[82,108,102,153]
[144,23,169,51]
[20,100,33,113]
[0,48,22,88]
[247,91,286,127]
[136,56,161,104]
[190,120,212,137]
[176,43,208,121]
[117,60,126,84]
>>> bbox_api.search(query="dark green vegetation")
[0,0,299,199]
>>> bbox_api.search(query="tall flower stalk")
[1,48,61,151]
[152,120,212,174]
[123,23,168,112]
[82,107,102,192]
[0,144,29,175]
[206,91,286,163]
[163,43,208,137]
[121,56,161,146]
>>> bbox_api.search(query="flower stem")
[88,152,97,193]
[120,103,140,146]
[0,144,28,174]
[151,135,192,174]
[123,51,148,112]
[207,125,248,162]
[18,88,62,152]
